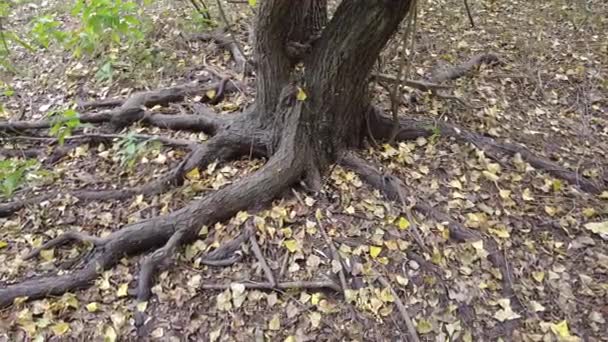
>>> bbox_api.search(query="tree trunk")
[254,0,412,173]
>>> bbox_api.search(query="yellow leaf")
[40,249,54,261]
[599,191,608,199]
[522,188,534,201]
[550,320,571,339]
[284,336,297,342]
[268,314,281,330]
[283,239,298,253]
[532,271,545,283]
[206,89,216,99]
[136,301,148,312]
[499,189,511,199]
[186,167,201,181]
[582,208,596,218]
[86,302,99,312]
[552,179,563,192]
[116,283,129,297]
[482,170,499,182]
[369,246,382,258]
[489,227,510,239]
[397,217,410,230]
[378,287,394,302]
[544,206,557,216]
[104,326,117,342]
[311,292,323,305]
[296,87,307,101]
[584,221,608,236]
[416,319,433,334]
[51,322,70,336]
[0,241,7,249]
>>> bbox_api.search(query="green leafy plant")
[116,133,160,170]
[427,125,441,145]
[1,0,34,71]
[30,14,68,48]
[0,158,39,198]
[48,108,82,145]
[69,0,147,57]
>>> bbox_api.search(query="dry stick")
[388,0,418,144]
[316,216,348,295]
[201,280,341,292]
[383,174,430,255]
[214,0,247,73]
[464,0,475,28]
[375,274,421,342]
[7,133,196,149]
[371,73,451,92]
[246,221,276,286]
[24,231,107,260]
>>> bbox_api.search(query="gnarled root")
[367,108,605,194]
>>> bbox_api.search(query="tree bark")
[254,0,412,172]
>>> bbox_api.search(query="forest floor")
[1,0,607,341]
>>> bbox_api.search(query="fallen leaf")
[268,314,281,330]
[584,221,608,237]
[369,246,382,258]
[51,322,70,336]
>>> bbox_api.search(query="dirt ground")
[1,0,607,341]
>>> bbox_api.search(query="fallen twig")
[201,280,341,292]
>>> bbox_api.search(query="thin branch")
[376,274,420,342]
[201,280,341,292]
[464,0,475,28]
[214,0,247,73]
[316,215,348,295]
[388,0,418,144]
[246,221,276,286]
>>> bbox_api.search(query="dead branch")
[371,73,451,92]
[464,0,475,28]
[316,216,348,295]
[375,274,420,342]
[246,222,276,286]
[201,280,341,292]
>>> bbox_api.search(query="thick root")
[340,153,523,328]
[0,102,308,307]
[368,108,605,194]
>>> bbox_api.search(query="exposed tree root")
[341,153,522,337]
[0,100,307,307]
[368,109,605,194]
[5,133,197,149]
[24,231,106,260]
[0,78,236,134]
[430,52,500,83]
[0,132,254,218]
